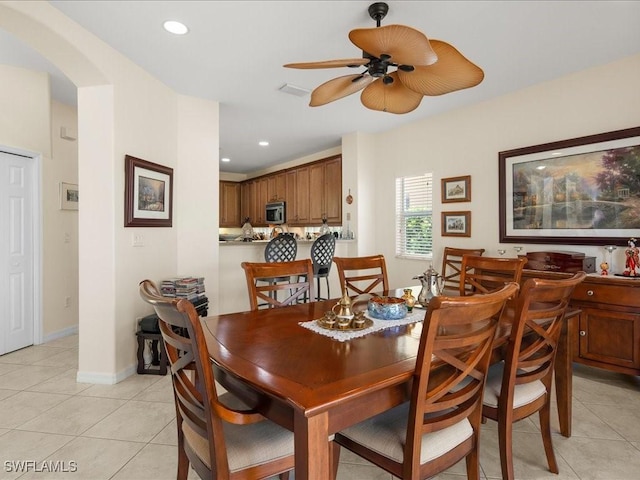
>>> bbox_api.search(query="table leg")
[555,313,574,437]
[294,410,330,480]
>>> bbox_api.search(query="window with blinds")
[395,174,433,259]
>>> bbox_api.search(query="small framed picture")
[124,155,173,227]
[442,211,471,237]
[60,182,79,210]
[441,175,471,203]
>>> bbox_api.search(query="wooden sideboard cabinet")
[568,276,640,375]
[485,268,640,376]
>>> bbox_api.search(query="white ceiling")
[2,1,639,174]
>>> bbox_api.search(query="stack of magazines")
[160,277,208,316]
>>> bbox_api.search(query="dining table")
[201,286,577,480]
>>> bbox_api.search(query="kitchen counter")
[219,238,355,246]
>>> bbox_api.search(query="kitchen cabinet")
[569,278,640,375]
[256,177,269,225]
[286,166,310,225]
[219,181,241,227]
[268,172,286,202]
[238,155,341,227]
[309,155,342,225]
[240,180,259,225]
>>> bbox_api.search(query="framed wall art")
[442,211,471,237]
[499,126,640,246]
[441,175,471,203]
[60,182,78,210]
[124,155,173,227]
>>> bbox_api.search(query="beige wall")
[0,65,50,155]
[46,101,79,338]
[3,2,639,384]
[3,2,219,383]
[364,54,640,289]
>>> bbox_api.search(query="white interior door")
[0,151,35,355]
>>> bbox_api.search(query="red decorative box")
[524,251,596,274]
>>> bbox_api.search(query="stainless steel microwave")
[265,201,286,224]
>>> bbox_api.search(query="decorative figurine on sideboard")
[600,261,609,276]
[623,237,639,277]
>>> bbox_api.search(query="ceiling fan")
[284,2,484,114]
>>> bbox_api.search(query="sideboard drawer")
[572,282,640,308]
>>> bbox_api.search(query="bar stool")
[310,233,336,301]
[261,233,297,303]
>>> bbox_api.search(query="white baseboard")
[76,363,137,385]
[41,325,79,344]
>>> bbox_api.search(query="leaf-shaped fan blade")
[349,25,437,67]
[310,74,374,107]
[396,40,484,96]
[360,72,423,114]
[284,58,370,69]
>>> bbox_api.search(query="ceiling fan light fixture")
[283,2,483,113]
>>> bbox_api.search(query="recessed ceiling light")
[551,152,563,156]
[221,157,230,162]
[258,141,269,147]
[163,20,188,35]
[536,165,546,170]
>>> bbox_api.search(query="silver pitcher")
[414,265,444,307]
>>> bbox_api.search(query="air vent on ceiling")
[279,83,310,97]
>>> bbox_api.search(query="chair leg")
[278,472,290,480]
[176,418,189,480]
[465,443,481,480]
[498,416,515,480]
[539,399,559,473]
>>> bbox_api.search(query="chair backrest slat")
[404,282,520,469]
[242,259,315,310]
[441,247,486,293]
[333,255,389,296]
[459,255,526,297]
[501,272,586,406]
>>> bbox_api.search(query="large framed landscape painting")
[499,127,640,246]
[125,155,173,227]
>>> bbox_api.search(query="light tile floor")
[0,335,639,479]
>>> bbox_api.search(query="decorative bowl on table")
[367,296,408,320]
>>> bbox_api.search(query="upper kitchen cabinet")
[268,172,287,202]
[237,154,342,227]
[309,155,342,225]
[240,180,258,225]
[219,181,241,227]
[286,165,310,225]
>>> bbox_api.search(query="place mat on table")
[299,309,425,342]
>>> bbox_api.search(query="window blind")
[395,174,433,259]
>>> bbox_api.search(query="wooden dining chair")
[482,272,586,480]
[441,247,486,293]
[242,259,315,310]
[333,254,388,296]
[333,282,519,480]
[139,280,294,480]
[459,255,527,297]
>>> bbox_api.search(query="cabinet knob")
[586,290,594,296]
[579,330,586,336]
